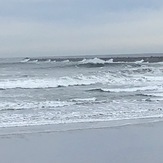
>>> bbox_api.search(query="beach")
[1,121,163,163]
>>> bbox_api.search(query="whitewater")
[0,55,163,128]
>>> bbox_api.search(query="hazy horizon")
[1,52,163,59]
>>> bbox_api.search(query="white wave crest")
[30,59,38,63]
[106,58,114,63]
[20,58,30,63]
[135,59,144,64]
[79,58,114,64]
[80,58,105,64]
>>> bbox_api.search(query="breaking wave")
[79,58,114,64]
[135,59,144,64]
[20,58,30,63]
[89,86,159,93]
[139,92,163,97]
[0,74,112,89]
[20,57,152,65]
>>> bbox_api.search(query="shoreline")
[0,117,163,137]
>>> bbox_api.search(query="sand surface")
[1,121,163,163]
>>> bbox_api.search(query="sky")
[0,0,163,57]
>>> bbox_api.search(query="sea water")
[0,55,163,128]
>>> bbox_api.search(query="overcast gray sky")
[0,0,163,57]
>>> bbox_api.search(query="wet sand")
[1,121,163,163]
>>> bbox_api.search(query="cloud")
[0,0,163,57]
[0,0,162,22]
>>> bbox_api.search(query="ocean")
[0,55,163,129]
